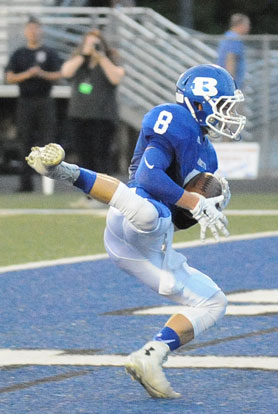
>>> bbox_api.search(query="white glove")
[190,194,229,242]
[218,177,231,210]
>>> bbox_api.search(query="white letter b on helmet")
[192,77,218,97]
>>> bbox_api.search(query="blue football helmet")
[176,64,246,140]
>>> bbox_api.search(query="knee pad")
[179,290,228,338]
[208,290,228,310]
[206,290,228,322]
[109,182,159,231]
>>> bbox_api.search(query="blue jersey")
[128,103,218,211]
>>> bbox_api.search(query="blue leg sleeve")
[73,168,97,194]
[154,326,181,351]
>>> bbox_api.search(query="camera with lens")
[95,43,103,52]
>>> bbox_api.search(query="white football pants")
[104,203,227,338]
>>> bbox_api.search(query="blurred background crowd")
[1,0,278,195]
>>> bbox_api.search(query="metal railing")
[1,6,278,175]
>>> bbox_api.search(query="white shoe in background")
[42,176,55,195]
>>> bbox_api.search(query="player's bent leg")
[104,215,162,292]
[164,290,227,343]
[111,235,226,398]
[26,144,159,233]
[104,207,174,292]
[124,290,227,399]
[105,208,182,398]
[190,289,227,337]
[106,205,227,326]
[109,183,159,231]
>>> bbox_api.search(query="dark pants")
[70,118,117,174]
[17,96,56,190]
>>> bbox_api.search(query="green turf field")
[0,192,277,267]
[1,191,278,210]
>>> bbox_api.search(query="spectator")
[5,16,62,192]
[217,13,250,90]
[61,29,125,206]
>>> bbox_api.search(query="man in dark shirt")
[5,16,61,192]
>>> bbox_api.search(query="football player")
[26,64,246,398]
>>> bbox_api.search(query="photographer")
[61,29,125,184]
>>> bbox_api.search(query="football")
[185,172,222,199]
[172,172,222,230]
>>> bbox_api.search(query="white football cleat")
[25,143,65,175]
[125,341,181,399]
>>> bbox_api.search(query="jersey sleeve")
[135,145,184,205]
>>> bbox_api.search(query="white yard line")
[0,349,277,370]
[134,304,278,317]
[0,208,278,217]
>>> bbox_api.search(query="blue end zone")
[0,236,277,413]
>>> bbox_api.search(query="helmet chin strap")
[183,97,198,121]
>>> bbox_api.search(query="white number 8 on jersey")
[153,110,173,134]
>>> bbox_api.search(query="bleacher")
[0,5,220,131]
[1,5,278,175]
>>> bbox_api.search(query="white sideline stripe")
[0,209,108,217]
[0,231,277,275]
[0,209,108,216]
[226,210,278,216]
[0,254,108,274]
[172,230,278,249]
[0,208,278,217]
[133,304,278,316]
[0,349,277,370]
